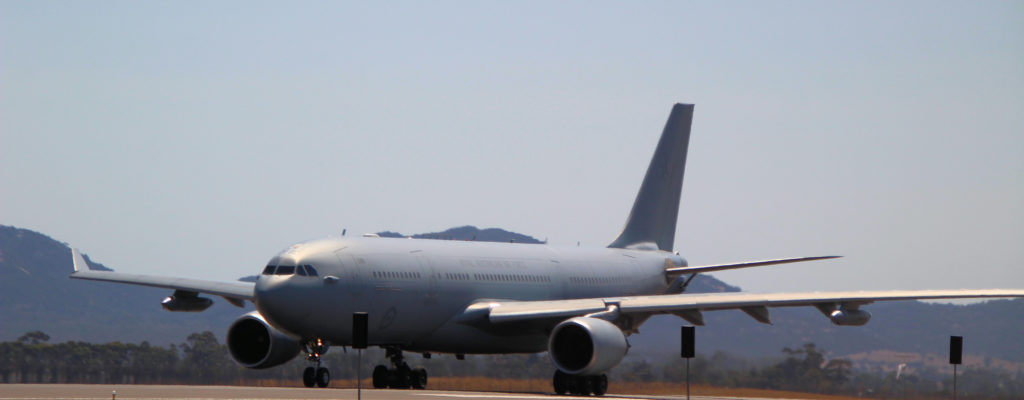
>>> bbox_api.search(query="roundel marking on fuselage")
[379,306,398,330]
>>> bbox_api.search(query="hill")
[378,226,546,244]
[1,224,1021,369]
[0,225,252,345]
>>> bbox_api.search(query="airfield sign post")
[354,313,369,400]
[681,326,695,400]
[950,336,962,400]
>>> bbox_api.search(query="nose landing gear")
[372,346,427,389]
[302,339,330,388]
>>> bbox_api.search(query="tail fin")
[608,103,693,251]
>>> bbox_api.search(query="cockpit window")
[296,265,308,276]
[262,265,276,275]
[304,265,319,276]
[276,265,296,275]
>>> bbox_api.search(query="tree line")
[2,331,1021,398]
[0,330,538,385]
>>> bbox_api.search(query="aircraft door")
[333,248,365,295]
[416,256,440,305]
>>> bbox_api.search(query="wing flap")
[489,298,607,323]
[70,248,254,301]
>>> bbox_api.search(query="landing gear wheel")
[373,365,389,388]
[302,367,316,388]
[377,346,428,390]
[553,370,569,395]
[302,338,330,388]
[411,368,427,389]
[391,364,411,388]
[552,372,607,396]
[576,377,592,396]
[590,375,608,396]
[315,367,330,388]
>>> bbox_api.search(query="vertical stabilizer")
[608,103,693,251]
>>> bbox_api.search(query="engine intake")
[226,311,301,369]
[548,317,628,376]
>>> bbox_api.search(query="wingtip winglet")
[71,248,88,273]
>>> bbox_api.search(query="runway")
[0,384,815,400]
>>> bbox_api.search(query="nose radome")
[254,275,295,323]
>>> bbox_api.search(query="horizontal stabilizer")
[666,255,841,276]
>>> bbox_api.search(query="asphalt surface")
[0,384,808,400]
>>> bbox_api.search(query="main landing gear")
[372,346,427,389]
[302,339,330,388]
[553,370,607,396]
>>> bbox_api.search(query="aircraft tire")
[565,375,580,396]
[373,365,389,388]
[575,376,592,396]
[391,364,411,389]
[302,367,316,388]
[553,370,569,395]
[591,375,608,396]
[411,368,427,389]
[315,367,330,388]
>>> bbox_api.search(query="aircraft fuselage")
[255,236,680,354]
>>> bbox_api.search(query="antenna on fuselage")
[342,229,347,236]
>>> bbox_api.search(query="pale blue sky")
[2,1,1022,295]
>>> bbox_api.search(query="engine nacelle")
[548,317,628,376]
[829,309,871,326]
[226,311,301,369]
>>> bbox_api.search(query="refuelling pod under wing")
[816,304,872,326]
[161,290,213,312]
[226,311,301,369]
[548,317,628,376]
[829,309,872,326]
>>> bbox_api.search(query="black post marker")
[950,336,962,400]
[354,313,369,400]
[681,326,695,400]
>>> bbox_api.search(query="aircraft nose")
[254,263,312,329]
[254,274,288,316]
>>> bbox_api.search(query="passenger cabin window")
[262,265,276,275]
[276,265,296,275]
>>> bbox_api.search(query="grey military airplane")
[70,103,1024,395]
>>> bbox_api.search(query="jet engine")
[548,317,628,376]
[828,309,871,326]
[226,312,301,369]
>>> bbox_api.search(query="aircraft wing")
[482,289,1024,325]
[69,248,254,302]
